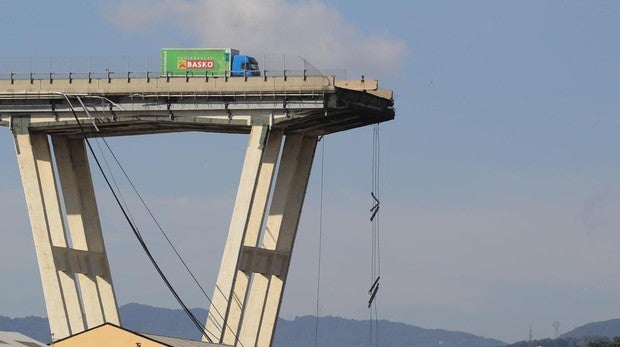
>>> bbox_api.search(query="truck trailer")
[161,48,260,77]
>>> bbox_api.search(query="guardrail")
[0,55,348,81]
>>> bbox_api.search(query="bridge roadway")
[0,74,394,346]
[0,75,394,136]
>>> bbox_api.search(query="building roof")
[0,331,47,347]
[143,333,226,347]
[50,323,229,347]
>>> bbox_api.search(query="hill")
[563,319,620,340]
[504,336,607,347]
[274,314,504,347]
[0,303,505,347]
[120,303,209,340]
[500,319,620,347]
[0,314,50,343]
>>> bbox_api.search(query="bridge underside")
[0,76,393,137]
[0,75,394,347]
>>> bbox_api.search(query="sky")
[1,0,620,343]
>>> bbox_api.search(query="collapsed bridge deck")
[0,75,394,137]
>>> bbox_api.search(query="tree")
[589,336,620,347]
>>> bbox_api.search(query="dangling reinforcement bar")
[368,276,380,308]
[370,192,380,222]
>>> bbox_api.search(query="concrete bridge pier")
[1,74,394,347]
[12,119,119,341]
[205,125,317,347]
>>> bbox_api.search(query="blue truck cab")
[231,54,260,77]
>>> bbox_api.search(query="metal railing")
[0,54,348,81]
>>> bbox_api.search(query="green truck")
[161,48,260,77]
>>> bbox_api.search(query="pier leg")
[13,128,85,339]
[206,128,316,347]
[13,120,120,340]
[222,129,283,345]
[205,125,280,342]
[52,136,120,327]
[236,134,317,347]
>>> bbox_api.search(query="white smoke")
[105,0,407,77]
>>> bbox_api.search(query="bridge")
[0,74,394,346]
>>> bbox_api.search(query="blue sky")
[1,0,620,343]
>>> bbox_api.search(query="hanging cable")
[95,120,244,344]
[368,123,382,347]
[93,138,139,228]
[98,137,243,344]
[62,94,213,343]
[314,136,326,347]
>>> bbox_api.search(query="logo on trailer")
[177,59,215,70]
